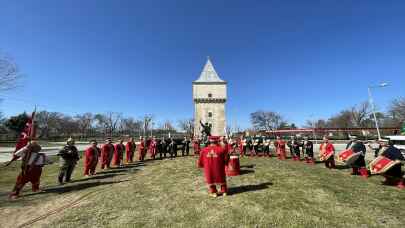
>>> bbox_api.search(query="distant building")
[193,58,227,137]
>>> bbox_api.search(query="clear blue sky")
[1,0,405,129]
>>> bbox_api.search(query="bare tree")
[0,53,21,92]
[388,97,405,125]
[350,102,371,127]
[120,117,142,134]
[35,111,64,138]
[250,110,284,131]
[74,113,94,135]
[141,114,154,136]
[177,118,194,135]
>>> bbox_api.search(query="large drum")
[369,156,402,175]
[320,149,334,161]
[338,149,362,166]
[226,155,240,176]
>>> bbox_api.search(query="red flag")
[14,110,36,154]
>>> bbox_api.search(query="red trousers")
[126,150,133,163]
[100,151,109,169]
[138,148,146,161]
[84,160,98,175]
[11,166,42,196]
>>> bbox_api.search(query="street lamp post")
[368,82,388,140]
[309,114,317,145]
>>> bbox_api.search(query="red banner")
[14,111,36,154]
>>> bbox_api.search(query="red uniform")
[275,139,286,160]
[193,140,201,155]
[10,144,52,198]
[149,139,157,159]
[126,141,136,163]
[100,143,114,169]
[113,143,125,166]
[138,139,146,161]
[84,146,99,175]
[198,143,229,194]
[320,142,335,168]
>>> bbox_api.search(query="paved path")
[0,145,88,163]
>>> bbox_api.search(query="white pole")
[368,87,382,140]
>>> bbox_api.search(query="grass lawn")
[1,153,405,228]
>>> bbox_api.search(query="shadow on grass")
[27,179,129,196]
[239,169,255,175]
[240,164,256,169]
[334,164,350,170]
[70,173,126,183]
[228,182,273,195]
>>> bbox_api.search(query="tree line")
[250,98,405,131]
[0,110,194,141]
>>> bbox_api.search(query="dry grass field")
[1,152,405,228]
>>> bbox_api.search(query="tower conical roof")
[194,58,225,83]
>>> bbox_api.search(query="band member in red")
[320,136,335,169]
[113,139,125,167]
[149,136,157,159]
[100,138,114,169]
[274,136,286,160]
[126,137,136,163]
[193,137,201,155]
[346,136,368,178]
[198,136,229,197]
[84,140,100,176]
[9,141,52,199]
[380,140,405,189]
[138,136,146,161]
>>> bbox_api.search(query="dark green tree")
[4,112,29,133]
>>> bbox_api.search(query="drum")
[338,149,362,166]
[320,150,334,161]
[369,156,402,175]
[226,155,240,176]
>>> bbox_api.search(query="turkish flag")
[14,111,36,154]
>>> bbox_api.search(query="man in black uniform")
[157,138,164,159]
[170,138,178,158]
[303,137,314,164]
[57,138,80,185]
[380,140,405,189]
[182,136,190,156]
[288,136,302,161]
[346,136,368,178]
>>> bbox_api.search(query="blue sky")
[1,0,405,129]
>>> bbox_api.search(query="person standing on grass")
[198,136,229,197]
[101,138,114,169]
[138,136,146,161]
[149,136,157,159]
[193,137,201,155]
[379,140,405,189]
[113,139,125,167]
[57,137,80,184]
[182,136,190,156]
[274,136,287,160]
[346,136,368,178]
[84,140,100,176]
[368,139,382,158]
[303,137,315,164]
[125,137,136,163]
[9,141,53,199]
[319,136,336,169]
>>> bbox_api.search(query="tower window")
[208,112,213,118]
[208,93,212,98]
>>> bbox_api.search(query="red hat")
[208,136,220,142]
